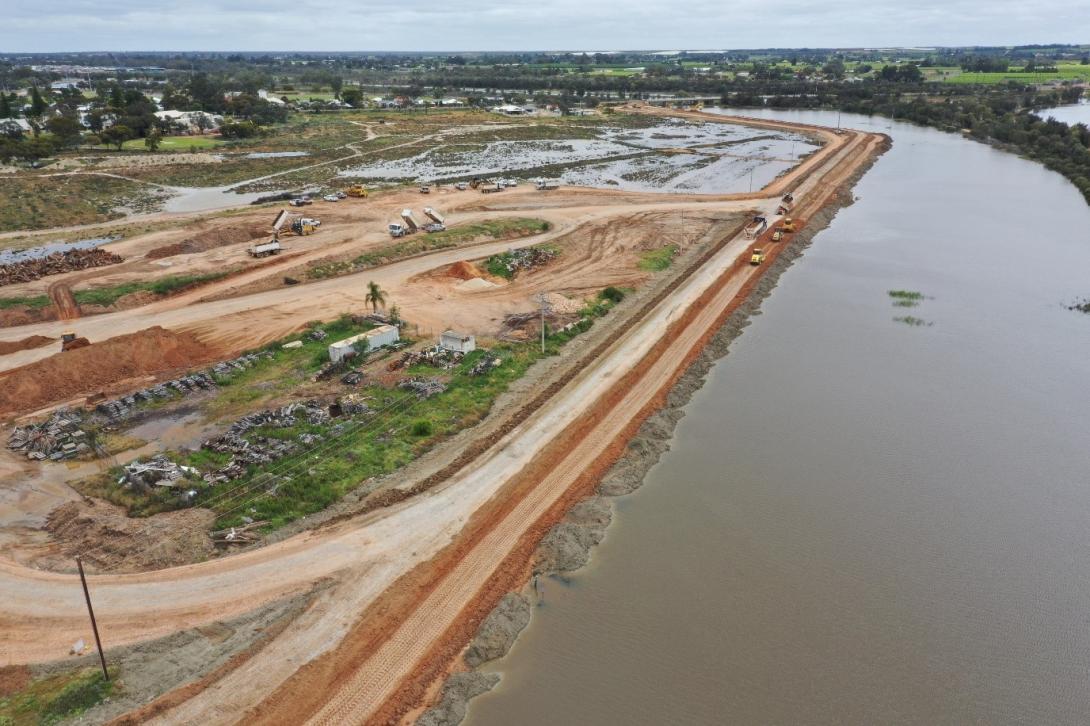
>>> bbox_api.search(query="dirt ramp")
[0,326,217,416]
[0,335,54,355]
[146,224,266,259]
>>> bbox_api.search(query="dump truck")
[535,179,560,191]
[423,207,445,225]
[750,248,765,265]
[389,209,421,238]
[249,240,282,257]
[480,182,504,194]
[345,185,368,198]
[744,215,767,239]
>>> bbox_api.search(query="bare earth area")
[0,105,887,724]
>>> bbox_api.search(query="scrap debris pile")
[121,455,199,491]
[0,249,123,287]
[487,246,558,278]
[7,409,89,461]
[399,377,447,399]
[388,346,464,371]
[201,401,332,484]
[470,352,503,376]
[210,351,275,378]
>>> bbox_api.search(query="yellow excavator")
[345,185,369,198]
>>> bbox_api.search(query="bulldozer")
[345,185,369,198]
[750,248,766,266]
[782,217,797,233]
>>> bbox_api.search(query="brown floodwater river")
[464,109,1090,725]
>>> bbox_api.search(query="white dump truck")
[389,209,421,238]
[423,207,445,225]
[248,240,282,257]
[743,215,768,239]
[535,179,560,191]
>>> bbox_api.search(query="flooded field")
[339,118,814,193]
[466,109,1090,725]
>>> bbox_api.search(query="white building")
[328,324,399,363]
[153,109,223,134]
[439,330,476,354]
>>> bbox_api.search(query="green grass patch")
[307,218,551,280]
[121,135,224,152]
[0,175,162,233]
[0,294,51,310]
[73,271,231,307]
[0,667,115,726]
[638,244,679,272]
[894,315,932,327]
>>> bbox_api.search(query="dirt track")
[0,107,886,723]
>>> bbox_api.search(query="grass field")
[940,64,1090,84]
[72,271,232,307]
[638,244,679,271]
[0,174,163,232]
[121,135,224,152]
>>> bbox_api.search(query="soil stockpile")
[0,335,53,355]
[0,326,217,415]
[44,498,216,573]
[0,249,123,287]
[146,224,265,259]
[445,261,484,280]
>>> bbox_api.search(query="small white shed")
[439,330,476,354]
[328,324,399,363]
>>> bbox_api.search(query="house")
[439,330,476,354]
[153,110,223,134]
[328,324,399,363]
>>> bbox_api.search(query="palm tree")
[365,281,387,313]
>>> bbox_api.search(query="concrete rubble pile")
[94,373,217,424]
[210,351,274,378]
[399,377,447,399]
[7,408,89,461]
[492,246,558,277]
[339,394,371,415]
[307,329,328,341]
[0,249,124,287]
[121,454,199,490]
[201,401,330,484]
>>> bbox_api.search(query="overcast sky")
[5,0,1089,53]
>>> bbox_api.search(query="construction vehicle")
[480,182,504,194]
[744,215,767,239]
[455,182,469,191]
[782,217,797,232]
[468,177,484,190]
[389,209,421,238]
[750,248,765,265]
[771,230,783,242]
[535,179,560,191]
[419,185,431,194]
[345,185,369,198]
[782,193,794,204]
[423,207,445,225]
[249,240,282,257]
[290,218,317,236]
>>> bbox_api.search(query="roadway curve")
[0,108,886,724]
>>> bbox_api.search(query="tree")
[388,304,401,325]
[100,124,133,150]
[340,88,363,108]
[365,281,386,313]
[45,115,82,146]
[144,129,163,151]
[0,94,11,119]
[28,86,48,118]
[330,76,344,98]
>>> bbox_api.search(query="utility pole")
[76,556,109,681]
[537,292,550,354]
[749,165,755,193]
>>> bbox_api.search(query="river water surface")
[465,110,1090,725]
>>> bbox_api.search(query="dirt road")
[0,109,886,723]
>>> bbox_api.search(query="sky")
[4,0,1090,53]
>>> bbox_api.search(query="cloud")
[4,0,1089,51]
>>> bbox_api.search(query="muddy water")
[466,109,1090,725]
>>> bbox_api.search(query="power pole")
[76,556,109,681]
[537,292,550,354]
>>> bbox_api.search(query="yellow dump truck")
[345,185,369,198]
